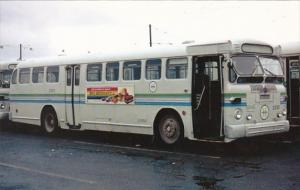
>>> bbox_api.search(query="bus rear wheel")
[158,114,182,145]
[42,108,59,134]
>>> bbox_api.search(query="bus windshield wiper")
[251,64,258,76]
[263,68,276,76]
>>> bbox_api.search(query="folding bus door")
[65,65,81,129]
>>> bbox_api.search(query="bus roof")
[0,60,20,70]
[280,42,300,56]
[16,39,274,68]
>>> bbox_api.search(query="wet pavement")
[1,121,300,190]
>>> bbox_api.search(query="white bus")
[280,42,300,127]
[0,61,19,121]
[9,40,289,144]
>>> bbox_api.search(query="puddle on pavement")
[193,176,224,190]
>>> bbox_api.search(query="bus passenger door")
[192,56,223,139]
[287,58,300,126]
[65,65,81,129]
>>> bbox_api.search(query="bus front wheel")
[42,108,59,134]
[158,114,183,145]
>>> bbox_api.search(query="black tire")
[157,114,183,145]
[41,108,59,135]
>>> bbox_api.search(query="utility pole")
[149,24,152,47]
[18,44,23,61]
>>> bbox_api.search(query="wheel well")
[153,108,184,137]
[40,105,57,125]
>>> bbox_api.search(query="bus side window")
[106,62,119,81]
[66,68,71,86]
[146,59,161,80]
[19,68,30,84]
[166,57,188,79]
[87,63,102,82]
[32,67,44,83]
[11,69,18,84]
[47,66,59,83]
[123,61,141,80]
[75,67,80,86]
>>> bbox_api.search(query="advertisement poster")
[86,86,134,104]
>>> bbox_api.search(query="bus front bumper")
[225,120,290,140]
[0,112,9,120]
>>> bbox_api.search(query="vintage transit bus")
[280,42,300,127]
[0,61,19,121]
[9,40,289,144]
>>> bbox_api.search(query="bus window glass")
[75,67,80,86]
[47,66,59,83]
[123,61,141,80]
[19,68,30,84]
[232,56,263,75]
[87,64,102,81]
[1,70,12,82]
[106,62,119,81]
[201,61,219,81]
[11,70,17,84]
[32,67,44,83]
[259,57,283,76]
[166,58,187,79]
[146,59,161,80]
[66,68,71,86]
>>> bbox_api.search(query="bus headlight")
[246,114,252,120]
[234,109,242,120]
[282,110,287,116]
[0,104,5,109]
[277,113,283,118]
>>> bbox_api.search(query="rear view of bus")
[0,61,18,121]
[223,41,289,141]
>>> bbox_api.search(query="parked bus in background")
[0,61,19,121]
[280,42,300,127]
[9,40,289,144]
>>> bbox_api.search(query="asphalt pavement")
[0,122,300,190]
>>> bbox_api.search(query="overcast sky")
[0,1,299,61]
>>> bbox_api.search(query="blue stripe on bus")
[223,102,247,107]
[135,101,191,106]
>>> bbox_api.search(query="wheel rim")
[159,117,180,144]
[45,113,55,133]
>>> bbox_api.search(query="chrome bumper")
[0,112,9,120]
[225,120,290,140]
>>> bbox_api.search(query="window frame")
[86,63,103,82]
[32,66,45,84]
[106,62,119,82]
[19,68,31,84]
[145,59,162,80]
[11,69,18,84]
[166,57,188,79]
[46,66,60,83]
[123,60,142,81]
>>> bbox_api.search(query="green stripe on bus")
[0,93,9,96]
[10,94,86,97]
[280,92,287,96]
[224,93,247,98]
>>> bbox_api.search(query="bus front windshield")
[0,70,12,88]
[231,55,284,83]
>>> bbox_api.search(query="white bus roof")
[280,42,300,56]
[16,39,274,69]
[0,60,20,70]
